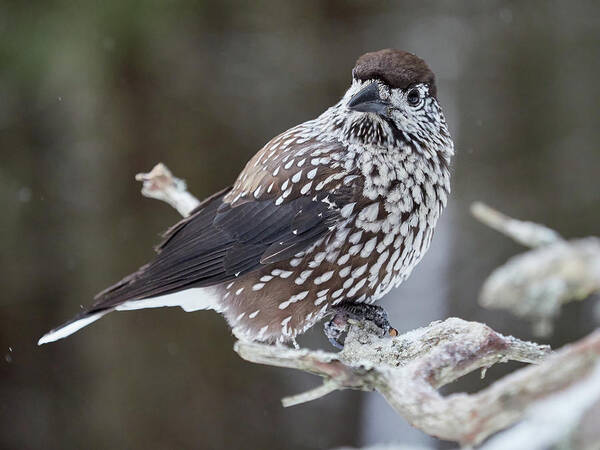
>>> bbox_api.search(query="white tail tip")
[38,310,111,345]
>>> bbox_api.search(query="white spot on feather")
[290,257,302,267]
[337,254,350,265]
[360,203,379,222]
[348,231,363,244]
[332,288,344,299]
[360,237,378,258]
[352,263,368,278]
[314,270,334,285]
[348,278,367,297]
[340,203,355,218]
[314,296,327,306]
[300,181,313,195]
[295,270,313,285]
[348,243,363,256]
[279,291,309,309]
[339,266,351,278]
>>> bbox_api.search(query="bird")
[38,49,453,347]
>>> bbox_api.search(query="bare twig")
[479,361,600,450]
[136,163,200,217]
[136,165,600,447]
[479,237,600,336]
[470,202,563,248]
[472,202,600,336]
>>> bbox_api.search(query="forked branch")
[472,202,600,336]
[136,163,600,447]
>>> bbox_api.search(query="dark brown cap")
[353,49,436,97]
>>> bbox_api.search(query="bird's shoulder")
[224,124,363,208]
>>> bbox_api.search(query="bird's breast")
[218,140,450,345]
[350,147,451,298]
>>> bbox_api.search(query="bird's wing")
[90,131,361,312]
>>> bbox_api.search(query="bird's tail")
[37,287,223,345]
[37,309,114,345]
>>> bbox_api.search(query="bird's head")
[333,49,453,159]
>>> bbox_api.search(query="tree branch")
[470,202,563,248]
[136,164,600,447]
[479,360,600,450]
[136,163,200,217]
[472,202,600,336]
[236,318,564,446]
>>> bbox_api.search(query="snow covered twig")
[470,202,562,248]
[472,202,600,336]
[479,360,600,450]
[236,318,567,446]
[136,165,600,447]
[136,163,200,217]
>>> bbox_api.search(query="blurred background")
[1,1,599,449]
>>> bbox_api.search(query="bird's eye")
[407,89,421,106]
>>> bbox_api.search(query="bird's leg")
[323,302,397,348]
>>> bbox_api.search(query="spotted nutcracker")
[39,49,453,347]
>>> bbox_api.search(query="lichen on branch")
[136,163,600,448]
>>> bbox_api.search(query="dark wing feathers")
[260,197,340,264]
[88,133,361,313]
[156,186,232,253]
[90,187,352,312]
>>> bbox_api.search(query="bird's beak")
[348,82,390,115]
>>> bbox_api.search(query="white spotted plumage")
[38,50,453,348]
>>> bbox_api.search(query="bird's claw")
[323,314,348,349]
[323,302,397,348]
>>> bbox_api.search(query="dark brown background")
[1,1,599,449]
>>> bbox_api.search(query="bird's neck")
[313,104,452,185]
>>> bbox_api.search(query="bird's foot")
[323,302,398,349]
[323,313,348,349]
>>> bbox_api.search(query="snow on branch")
[479,359,600,450]
[136,163,200,217]
[136,164,600,448]
[471,202,600,337]
[236,318,559,446]
[470,202,563,248]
